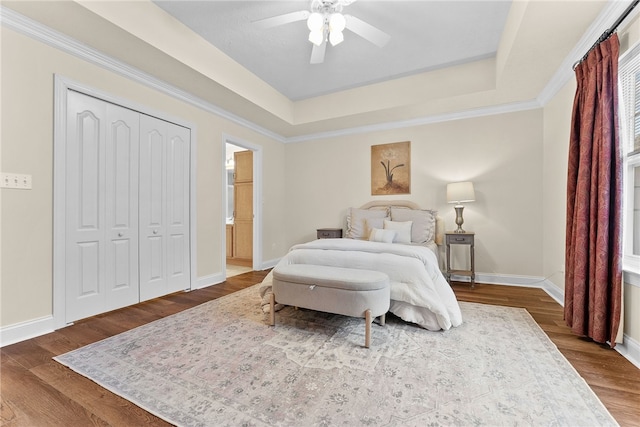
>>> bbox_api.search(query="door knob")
[153,229,158,234]
[118,232,123,237]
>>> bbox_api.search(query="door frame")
[52,75,198,329]
[222,134,262,275]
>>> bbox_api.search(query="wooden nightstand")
[317,228,343,239]
[445,232,475,288]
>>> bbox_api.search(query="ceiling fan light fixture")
[307,12,324,31]
[309,29,324,46]
[329,30,344,46]
[329,13,346,33]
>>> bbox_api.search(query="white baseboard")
[259,258,280,270]
[194,273,225,290]
[615,334,640,370]
[1,315,55,348]
[451,272,548,287]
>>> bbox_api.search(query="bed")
[259,201,463,331]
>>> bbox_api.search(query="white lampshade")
[329,30,344,46]
[307,12,324,31]
[308,29,324,46]
[447,181,475,204]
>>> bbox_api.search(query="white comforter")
[259,239,463,331]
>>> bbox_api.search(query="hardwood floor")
[2,274,638,426]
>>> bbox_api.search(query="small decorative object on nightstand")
[445,231,475,288]
[317,228,343,239]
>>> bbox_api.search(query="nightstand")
[445,232,475,288]
[317,228,343,239]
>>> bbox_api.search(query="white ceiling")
[152,1,512,101]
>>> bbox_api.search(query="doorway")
[224,137,260,278]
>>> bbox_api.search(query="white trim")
[451,273,565,306]
[190,128,199,292]
[222,134,263,273]
[53,75,198,329]
[53,76,69,330]
[615,333,640,369]
[624,268,640,287]
[0,316,55,348]
[541,280,565,307]
[195,274,225,290]
[284,100,542,144]
[259,258,281,271]
[452,272,548,287]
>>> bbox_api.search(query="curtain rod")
[573,0,640,69]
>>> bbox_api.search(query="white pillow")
[390,207,437,243]
[383,220,412,244]
[346,208,388,239]
[368,228,396,243]
[365,217,389,236]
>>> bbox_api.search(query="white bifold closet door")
[65,90,190,323]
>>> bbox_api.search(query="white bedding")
[259,238,463,331]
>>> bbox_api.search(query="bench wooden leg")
[269,293,275,326]
[365,309,371,348]
[379,313,386,326]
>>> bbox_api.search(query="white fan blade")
[344,14,390,48]
[310,39,327,64]
[253,10,310,29]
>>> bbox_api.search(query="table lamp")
[446,181,475,233]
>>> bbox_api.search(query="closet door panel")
[166,125,190,291]
[139,117,190,301]
[139,117,168,301]
[105,105,139,310]
[65,92,107,323]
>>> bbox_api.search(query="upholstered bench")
[269,264,390,348]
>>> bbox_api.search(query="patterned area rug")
[54,285,617,426]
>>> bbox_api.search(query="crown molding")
[284,99,542,143]
[0,6,286,143]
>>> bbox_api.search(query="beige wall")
[542,80,575,290]
[284,110,544,278]
[0,27,287,327]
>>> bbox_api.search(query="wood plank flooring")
[2,274,639,426]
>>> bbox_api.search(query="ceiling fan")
[253,0,391,64]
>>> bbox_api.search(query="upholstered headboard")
[345,200,444,247]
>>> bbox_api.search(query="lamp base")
[454,205,466,233]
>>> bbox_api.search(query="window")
[619,44,640,273]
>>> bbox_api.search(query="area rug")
[54,284,617,426]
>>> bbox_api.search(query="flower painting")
[371,141,410,195]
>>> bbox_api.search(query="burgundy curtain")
[565,34,623,347]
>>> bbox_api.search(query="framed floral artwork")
[371,141,410,195]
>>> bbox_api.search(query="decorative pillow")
[368,228,396,243]
[390,207,437,243]
[365,217,389,236]
[383,219,413,244]
[346,208,388,239]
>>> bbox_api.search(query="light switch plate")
[1,173,32,189]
